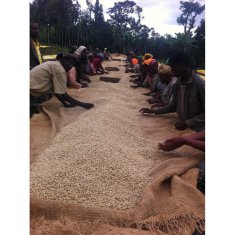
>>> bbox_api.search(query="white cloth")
[75,46,87,56]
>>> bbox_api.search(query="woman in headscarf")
[103,48,112,61]
[149,64,178,107]
[130,53,155,89]
[125,53,140,74]
[92,51,107,74]
[143,58,159,92]
[140,53,154,82]
[75,46,87,56]
[74,46,91,83]
[86,53,96,75]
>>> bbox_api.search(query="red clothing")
[131,58,138,65]
[93,57,102,71]
[143,58,154,65]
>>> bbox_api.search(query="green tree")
[177,0,205,35]
[30,0,81,45]
[107,0,144,53]
[193,19,205,67]
[94,0,104,23]
[195,19,205,42]
[86,0,94,22]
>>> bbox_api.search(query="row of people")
[30,23,102,117]
[30,23,114,118]
[30,53,95,117]
[30,23,111,87]
[125,51,205,131]
[126,51,205,194]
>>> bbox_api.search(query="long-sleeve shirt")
[162,76,178,104]
[154,74,205,131]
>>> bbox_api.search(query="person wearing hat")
[92,51,107,74]
[30,53,94,117]
[140,53,154,83]
[148,64,178,107]
[86,53,97,75]
[140,52,205,131]
[103,48,112,61]
[125,53,140,73]
[130,53,156,89]
[30,23,43,70]
[74,46,91,83]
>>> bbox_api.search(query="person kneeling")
[30,53,94,117]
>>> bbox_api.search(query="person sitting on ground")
[140,52,205,131]
[92,51,107,74]
[103,48,112,61]
[66,46,88,88]
[30,53,94,118]
[67,66,83,89]
[30,23,43,70]
[95,48,105,62]
[142,58,159,93]
[140,53,154,79]
[148,64,178,107]
[142,53,153,62]
[74,46,91,83]
[159,130,205,194]
[126,51,134,64]
[130,53,154,88]
[125,54,140,74]
[86,53,97,76]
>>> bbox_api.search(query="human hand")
[151,103,162,109]
[175,121,188,130]
[158,137,185,151]
[148,98,157,104]
[80,102,94,109]
[77,83,83,89]
[142,92,152,96]
[64,103,76,108]
[139,108,154,114]
[81,83,88,88]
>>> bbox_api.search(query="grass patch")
[40,44,68,56]
[40,44,69,61]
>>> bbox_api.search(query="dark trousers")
[30,93,52,118]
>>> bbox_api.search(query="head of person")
[87,53,94,61]
[148,60,158,75]
[56,53,77,72]
[131,58,139,65]
[75,46,87,57]
[81,48,87,56]
[158,64,173,84]
[92,51,97,57]
[130,52,136,58]
[168,52,192,78]
[30,23,39,40]
[142,53,153,61]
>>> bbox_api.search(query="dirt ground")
[30,54,203,234]
[30,54,196,164]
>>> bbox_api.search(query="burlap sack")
[30,57,205,235]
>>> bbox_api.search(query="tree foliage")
[177,0,205,35]
[30,0,205,67]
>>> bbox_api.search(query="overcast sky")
[78,0,205,36]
